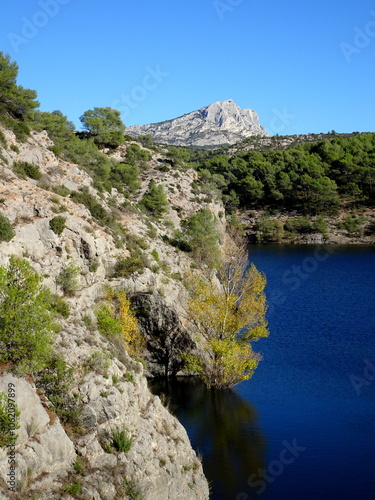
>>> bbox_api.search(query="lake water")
[150,245,375,500]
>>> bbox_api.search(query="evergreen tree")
[140,180,168,216]
[80,107,125,148]
[0,52,39,119]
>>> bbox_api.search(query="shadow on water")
[149,377,266,500]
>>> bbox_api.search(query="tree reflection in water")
[149,377,266,500]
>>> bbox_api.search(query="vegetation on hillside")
[0,257,58,374]
[7,46,373,393]
[190,133,375,214]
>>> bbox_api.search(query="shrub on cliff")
[139,180,168,217]
[181,208,220,267]
[0,213,15,242]
[13,160,42,180]
[0,256,57,373]
[57,262,80,296]
[49,215,66,235]
[0,392,20,447]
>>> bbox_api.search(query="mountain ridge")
[127,99,268,147]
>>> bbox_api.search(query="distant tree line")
[192,133,375,214]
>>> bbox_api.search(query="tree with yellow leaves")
[117,291,145,357]
[184,235,269,389]
[97,288,145,357]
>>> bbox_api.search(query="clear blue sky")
[1,0,375,135]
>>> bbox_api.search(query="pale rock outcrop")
[127,99,268,147]
[0,375,76,494]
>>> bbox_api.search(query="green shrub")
[161,233,192,252]
[46,292,70,318]
[113,256,146,278]
[96,304,122,338]
[112,426,132,453]
[139,180,168,217]
[88,259,99,273]
[110,163,140,193]
[123,232,149,254]
[137,134,155,149]
[64,482,82,495]
[0,392,20,447]
[49,216,66,235]
[0,213,15,242]
[70,188,111,225]
[284,217,312,234]
[13,161,42,180]
[150,249,160,262]
[125,143,151,164]
[0,115,30,142]
[340,215,365,236]
[10,144,19,153]
[0,257,57,373]
[57,262,80,296]
[83,350,112,377]
[74,457,85,475]
[52,185,71,197]
[255,218,284,243]
[181,209,220,266]
[35,353,81,427]
[313,216,328,235]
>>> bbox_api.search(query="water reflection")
[149,377,266,500]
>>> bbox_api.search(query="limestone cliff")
[127,99,268,147]
[0,126,214,499]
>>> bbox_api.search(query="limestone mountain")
[127,99,268,147]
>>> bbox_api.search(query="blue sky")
[1,0,375,135]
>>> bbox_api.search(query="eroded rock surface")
[127,99,268,147]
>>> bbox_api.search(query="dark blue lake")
[150,245,375,500]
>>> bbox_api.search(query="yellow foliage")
[102,287,145,357]
[117,291,145,357]
[184,339,259,389]
[185,235,269,389]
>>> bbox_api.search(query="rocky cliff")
[127,99,268,147]
[0,126,214,499]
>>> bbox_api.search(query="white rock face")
[127,99,268,147]
[0,375,76,492]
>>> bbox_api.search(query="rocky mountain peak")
[127,99,268,148]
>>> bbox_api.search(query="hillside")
[188,132,375,243]
[0,122,219,499]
